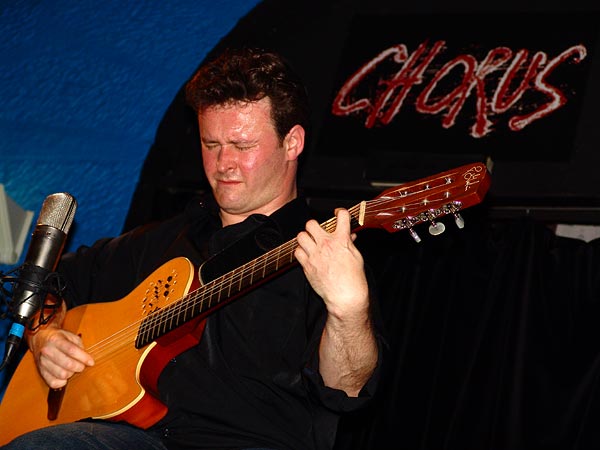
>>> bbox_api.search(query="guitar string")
[100,165,487,359]
[78,202,384,365]
[74,194,432,365]
[76,212,344,365]
[72,173,472,366]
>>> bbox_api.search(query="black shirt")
[58,196,381,450]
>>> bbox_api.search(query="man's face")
[199,97,301,224]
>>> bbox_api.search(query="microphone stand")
[0,267,64,371]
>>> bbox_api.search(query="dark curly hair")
[185,47,310,142]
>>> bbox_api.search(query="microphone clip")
[1,264,65,331]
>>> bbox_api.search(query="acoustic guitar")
[0,162,490,444]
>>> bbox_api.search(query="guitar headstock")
[356,162,491,242]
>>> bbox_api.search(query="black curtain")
[334,208,600,450]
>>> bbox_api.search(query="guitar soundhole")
[141,272,177,315]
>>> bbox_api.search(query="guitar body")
[0,256,203,445]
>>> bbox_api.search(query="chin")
[217,197,245,212]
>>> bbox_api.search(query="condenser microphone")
[0,192,77,370]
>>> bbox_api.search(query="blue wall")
[0,0,260,391]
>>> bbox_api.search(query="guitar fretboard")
[134,162,490,348]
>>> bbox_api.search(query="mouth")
[216,179,242,186]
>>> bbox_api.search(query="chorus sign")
[332,42,587,139]
[317,13,597,162]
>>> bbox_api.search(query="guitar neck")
[135,162,490,348]
[134,209,358,348]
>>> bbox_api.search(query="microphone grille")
[37,193,78,234]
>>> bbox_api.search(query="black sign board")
[317,12,597,163]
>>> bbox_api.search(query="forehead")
[198,98,275,138]
[200,97,272,119]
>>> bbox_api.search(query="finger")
[62,338,95,367]
[37,348,81,388]
[39,356,75,387]
[296,230,316,252]
[304,219,322,240]
[41,340,89,372]
[334,208,351,235]
[39,369,68,390]
[52,330,95,366]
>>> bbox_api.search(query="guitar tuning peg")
[408,228,421,243]
[428,221,446,236]
[454,213,465,229]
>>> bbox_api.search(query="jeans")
[1,420,278,450]
[1,421,167,450]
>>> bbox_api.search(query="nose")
[216,145,237,173]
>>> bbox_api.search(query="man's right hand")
[27,320,94,389]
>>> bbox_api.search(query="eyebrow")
[201,137,259,146]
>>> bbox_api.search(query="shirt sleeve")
[302,334,385,413]
[301,266,388,413]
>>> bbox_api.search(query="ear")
[283,124,305,161]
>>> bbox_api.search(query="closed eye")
[235,143,257,151]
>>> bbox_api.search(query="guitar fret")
[261,253,267,279]
[209,278,221,307]
[248,259,254,285]
[274,245,281,271]
[179,296,189,323]
[158,304,170,337]
[241,263,251,289]
[150,308,161,340]
[192,290,205,318]
[216,276,224,305]
[224,271,231,297]
[236,266,243,292]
